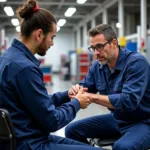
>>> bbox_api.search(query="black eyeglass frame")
[88,40,112,53]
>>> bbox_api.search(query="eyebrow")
[90,43,104,47]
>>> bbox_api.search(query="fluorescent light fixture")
[65,7,76,17]
[11,18,19,26]
[0,0,7,2]
[116,23,121,28]
[4,6,14,16]
[57,19,66,27]
[16,26,20,32]
[77,0,87,4]
[57,26,60,32]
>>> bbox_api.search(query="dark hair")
[16,0,56,37]
[88,24,117,41]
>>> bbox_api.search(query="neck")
[21,37,36,55]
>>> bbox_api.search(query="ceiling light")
[11,18,19,26]
[116,23,121,28]
[4,6,14,16]
[57,26,60,32]
[77,0,87,4]
[57,19,66,27]
[0,0,7,2]
[65,7,76,17]
[16,26,20,32]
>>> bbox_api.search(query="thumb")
[83,88,88,92]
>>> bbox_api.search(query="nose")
[50,40,54,46]
[94,48,100,55]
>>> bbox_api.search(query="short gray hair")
[88,24,117,42]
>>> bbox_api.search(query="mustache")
[96,56,104,59]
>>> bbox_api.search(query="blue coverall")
[65,47,150,150]
[0,39,102,150]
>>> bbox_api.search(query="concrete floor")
[46,74,111,149]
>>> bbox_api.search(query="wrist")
[87,93,94,102]
[90,93,97,102]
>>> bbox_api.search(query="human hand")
[74,87,91,109]
[68,84,88,99]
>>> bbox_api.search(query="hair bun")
[17,0,37,19]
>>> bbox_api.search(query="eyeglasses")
[88,41,110,53]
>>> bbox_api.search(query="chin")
[99,60,108,65]
[37,52,46,56]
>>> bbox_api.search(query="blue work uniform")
[0,39,102,150]
[65,47,150,150]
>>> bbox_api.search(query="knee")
[113,140,138,150]
[65,123,76,138]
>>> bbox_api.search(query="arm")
[79,61,99,93]
[84,92,115,109]
[48,91,70,107]
[108,57,149,112]
[11,66,81,132]
[84,56,149,112]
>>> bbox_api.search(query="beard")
[99,60,108,65]
[37,50,46,56]
[37,38,48,56]
[97,52,114,66]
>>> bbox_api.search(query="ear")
[111,39,117,48]
[34,29,44,42]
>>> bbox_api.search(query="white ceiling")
[0,0,149,32]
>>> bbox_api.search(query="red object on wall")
[80,66,89,73]
[77,53,91,81]
[43,75,52,82]
[39,58,45,64]
[80,75,86,81]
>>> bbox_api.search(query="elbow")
[121,94,139,112]
[49,125,58,132]
[42,112,59,132]
[122,104,137,112]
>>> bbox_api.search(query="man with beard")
[0,0,103,150]
[65,24,150,150]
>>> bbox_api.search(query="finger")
[78,87,84,94]
[70,89,77,96]
[69,89,73,95]
[83,88,88,92]
[76,84,83,92]
[72,85,79,93]
[76,84,81,90]
[71,86,78,95]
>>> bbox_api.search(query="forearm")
[89,93,115,109]
[49,91,70,107]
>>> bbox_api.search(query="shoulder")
[1,47,40,79]
[123,51,150,74]
[128,52,149,65]
[122,49,149,66]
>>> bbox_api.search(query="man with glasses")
[65,24,150,150]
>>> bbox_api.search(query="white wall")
[44,29,75,72]
[6,29,75,72]
[6,31,20,47]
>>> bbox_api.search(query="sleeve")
[48,91,70,107]
[79,61,99,93]
[11,66,80,132]
[109,57,149,112]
